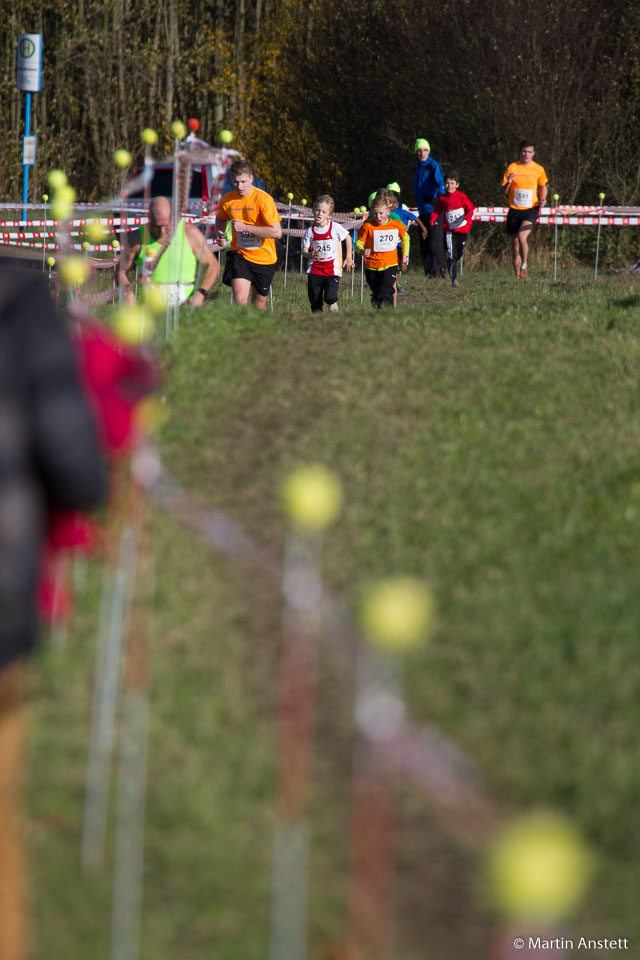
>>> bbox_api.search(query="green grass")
[27,264,640,958]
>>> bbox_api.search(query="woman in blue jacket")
[413,138,446,277]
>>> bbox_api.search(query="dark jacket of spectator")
[0,268,107,671]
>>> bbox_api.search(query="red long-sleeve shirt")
[430,190,475,234]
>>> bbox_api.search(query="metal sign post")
[16,34,43,222]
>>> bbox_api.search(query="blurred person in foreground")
[0,267,107,960]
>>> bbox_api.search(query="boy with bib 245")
[302,195,354,312]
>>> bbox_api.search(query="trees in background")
[1,0,639,210]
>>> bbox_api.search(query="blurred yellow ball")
[82,240,91,251]
[171,120,187,139]
[599,192,605,201]
[134,396,167,434]
[286,192,294,201]
[141,127,158,145]
[51,197,72,221]
[487,811,593,921]
[111,239,120,249]
[46,256,56,268]
[57,185,76,204]
[219,129,233,143]
[47,169,67,190]
[86,220,106,244]
[42,193,49,202]
[113,148,132,168]
[301,198,307,206]
[360,577,435,651]
[282,464,343,532]
[113,305,154,343]
[143,284,167,313]
[58,255,89,288]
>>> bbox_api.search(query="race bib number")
[312,239,337,261]
[446,207,466,230]
[513,187,533,208]
[162,283,191,306]
[373,229,399,252]
[236,229,262,248]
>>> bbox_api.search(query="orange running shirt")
[217,187,282,264]
[501,161,549,210]
[356,219,407,270]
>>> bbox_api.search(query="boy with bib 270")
[355,197,409,308]
[302,195,354,312]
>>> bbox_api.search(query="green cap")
[368,190,380,207]
[387,181,401,194]
[414,138,430,152]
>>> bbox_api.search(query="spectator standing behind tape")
[0,267,107,960]
[413,138,446,278]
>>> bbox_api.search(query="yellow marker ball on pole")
[282,464,343,532]
[82,240,91,252]
[46,256,56,268]
[486,811,593,921]
[113,305,154,343]
[599,192,605,201]
[111,239,120,250]
[219,129,233,144]
[141,128,158,145]
[47,169,67,190]
[301,198,307,206]
[360,577,435,651]
[42,194,49,202]
[286,192,294,201]
[113,148,132,168]
[59,255,89,288]
[171,120,187,139]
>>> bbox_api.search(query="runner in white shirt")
[302,195,354,313]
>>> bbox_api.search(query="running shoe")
[519,265,528,279]
[329,302,339,312]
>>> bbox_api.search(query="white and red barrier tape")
[2,205,639,253]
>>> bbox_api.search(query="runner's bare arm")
[185,223,219,307]
[344,234,354,270]
[115,237,141,305]
[214,215,227,245]
[230,219,282,239]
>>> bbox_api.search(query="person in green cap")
[413,138,446,277]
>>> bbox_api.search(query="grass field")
[27,263,640,959]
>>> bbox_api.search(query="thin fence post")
[594,192,605,280]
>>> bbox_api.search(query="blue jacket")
[393,204,418,227]
[413,157,445,216]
